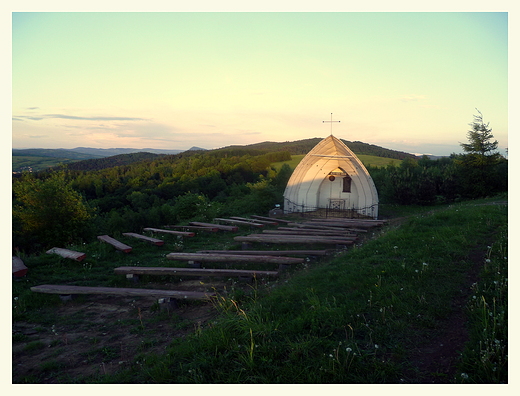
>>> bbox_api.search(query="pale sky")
[10,6,510,156]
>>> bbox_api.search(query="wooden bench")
[251,215,292,224]
[114,266,279,282]
[262,229,357,238]
[214,218,264,228]
[166,252,304,270]
[197,249,330,256]
[46,248,86,261]
[234,235,355,246]
[229,216,279,226]
[164,225,219,233]
[287,223,368,233]
[97,235,133,253]
[189,222,239,232]
[122,232,164,246]
[143,227,195,237]
[30,284,214,309]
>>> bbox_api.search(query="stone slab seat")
[114,266,279,278]
[30,284,214,301]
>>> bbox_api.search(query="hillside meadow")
[12,197,507,384]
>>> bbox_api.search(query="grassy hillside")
[12,198,507,384]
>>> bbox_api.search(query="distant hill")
[12,148,103,160]
[12,146,206,173]
[13,139,416,174]
[64,152,163,171]
[69,147,186,157]
[219,138,417,160]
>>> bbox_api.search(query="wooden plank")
[189,222,239,232]
[122,233,164,246]
[13,256,28,277]
[247,233,356,242]
[234,236,354,245]
[166,252,304,264]
[309,218,386,224]
[286,223,351,230]
[97,235,133,253]
[287,223,368,233]
[263,229,357,237]
[46,248,86,261]
[197,250,330,256]
[214,218,264,228]
[114,266,279,278]
[251,215,292,224]
[165,225,219,232]
[307,220,384,228]
[143,227,195,237]
[31,284,214,300]
[229,216,279,226]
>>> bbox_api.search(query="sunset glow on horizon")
[11,11,508,156]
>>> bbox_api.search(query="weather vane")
[322,113,340,135]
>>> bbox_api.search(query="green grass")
[110,201,506,383]
[12,198,508,384]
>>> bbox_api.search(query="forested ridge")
[33,138,416,172]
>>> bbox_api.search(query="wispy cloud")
[13,112,149,122]
[44,114,148,121]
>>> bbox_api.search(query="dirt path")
[404,244,485,383]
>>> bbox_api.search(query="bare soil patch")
[12,278,247,383]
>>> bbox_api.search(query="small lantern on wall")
[328,175,336,181]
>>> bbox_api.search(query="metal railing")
[283,199,378,219]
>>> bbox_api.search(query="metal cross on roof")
[322,113,340,135]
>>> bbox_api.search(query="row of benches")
[33,242,322,308]
[33,215,380,308]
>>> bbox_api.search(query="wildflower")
[346,347,352,352]
[461,373,469,380]
[422,262,428,266]
[485,259,491,263]
[374,344,379,349]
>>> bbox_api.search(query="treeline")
[370,155,507,205]
[12,148,294,252]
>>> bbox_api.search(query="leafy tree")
[13,171,94,249]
